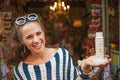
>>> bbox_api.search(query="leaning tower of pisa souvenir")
[92,32,107,63]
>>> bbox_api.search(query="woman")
[4,13,111,80]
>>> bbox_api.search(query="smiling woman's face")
[19,21,46,53]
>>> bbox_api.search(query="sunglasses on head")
[15,13,38,26]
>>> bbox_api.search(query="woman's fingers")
[93,58,111,67]
[86,55,111,67]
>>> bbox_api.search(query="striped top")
[14,48,78,80]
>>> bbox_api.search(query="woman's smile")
[32,43,42,50]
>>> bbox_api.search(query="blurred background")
[0,0,120,80]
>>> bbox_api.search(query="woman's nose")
[33,36,39,43]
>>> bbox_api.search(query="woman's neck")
[23,48,55,65]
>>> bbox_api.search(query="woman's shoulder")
[55,47,70,56]
[14,61,24,68]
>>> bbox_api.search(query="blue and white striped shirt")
[14,48,78,80]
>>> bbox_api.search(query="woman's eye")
[26,35,32,39]
[36,32,41,35]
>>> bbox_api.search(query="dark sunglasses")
[15,13,38,26]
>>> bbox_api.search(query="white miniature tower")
[92,32,107,63]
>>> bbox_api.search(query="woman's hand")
[81,55,111,75]
[85,55,111,67]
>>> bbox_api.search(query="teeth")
[33,43,41,48]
